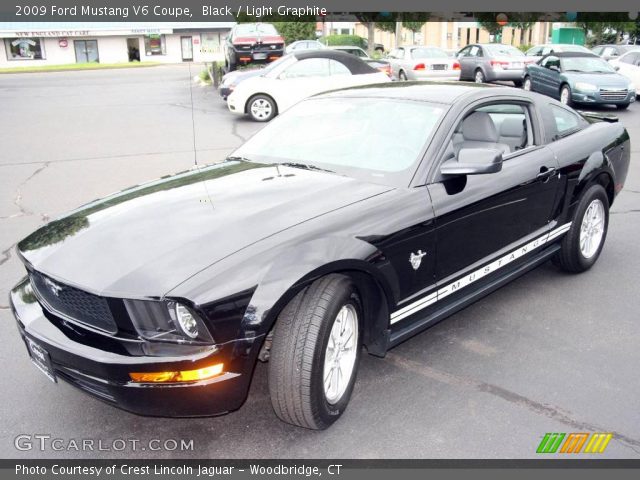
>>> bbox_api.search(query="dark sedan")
[523,52,636,109]
[11,83,630,430]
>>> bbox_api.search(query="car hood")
[566,72,631,87]
[18,161,392,298]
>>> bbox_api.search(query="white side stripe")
[390,223,572,324]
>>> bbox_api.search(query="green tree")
[273,21,316,44]
[575,13,636,45]
[474,12,539,43]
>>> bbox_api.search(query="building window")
[200,32,221,54]
[5,37,45,60]
[144,34,166,56]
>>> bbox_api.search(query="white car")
[387,45,461,81]
[227,50,390,121]
[609,49,640,95]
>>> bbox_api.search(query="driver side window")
[446,103,534,163]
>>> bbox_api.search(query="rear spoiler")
[577,110,619,123]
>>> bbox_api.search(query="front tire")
[247,94,277,122]
[560,84,573,107]
[523,76,532,91]
[554,184,609,273]
[268,274,362,430]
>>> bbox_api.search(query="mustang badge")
[409,250,427,270]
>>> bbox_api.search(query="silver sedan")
[387,46,461,81]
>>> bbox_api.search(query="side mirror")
[440,148,504,176]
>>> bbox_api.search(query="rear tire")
[474,69,485,83]
[268,274,362,430]
[513,79,523,88]
[554,184,609,273]
[399,70,408,81]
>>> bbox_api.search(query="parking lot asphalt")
[0,65,639,459]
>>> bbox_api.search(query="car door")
[459,45,477,79]
[545,56,563,97]
[426,100,561,285]
[537,55,559,95]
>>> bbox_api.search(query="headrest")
[461,112,499,142]
[500,117,525,137]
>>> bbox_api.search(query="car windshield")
[411,47,449,59]
[235,24,278,36]
[485,45,524,57]
[232,97,446,186]
[562,57,615,73]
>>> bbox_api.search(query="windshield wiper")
[277,162,335,173]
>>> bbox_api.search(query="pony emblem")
[410,250,427,270]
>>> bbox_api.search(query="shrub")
[517,44,533,53]
[321,34,366,48]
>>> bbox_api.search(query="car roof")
[292,49,376,74]
[316,81,527,105]
[543,51,599,58]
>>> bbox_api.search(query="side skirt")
[387,243,561,349]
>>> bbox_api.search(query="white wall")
[0,31,226,68]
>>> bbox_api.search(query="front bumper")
[572,89,636,105]
[219,86,233,100]
[10,277,258,417]
[226,94,244,115]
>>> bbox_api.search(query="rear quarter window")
[548,104,585,139]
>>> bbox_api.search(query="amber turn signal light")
[129,363,224,383]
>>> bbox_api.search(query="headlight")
[575,82,598,92]
[170,302,199,338]
[124,299,214,344]
[628,82,636,92]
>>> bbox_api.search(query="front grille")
[599,89,628,100]
[431,64,447,70]
[30,271,118,334]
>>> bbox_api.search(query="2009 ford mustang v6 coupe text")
[10,83,630,429]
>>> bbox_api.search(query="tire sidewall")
[311,285,362,427]
[566,184,609,270]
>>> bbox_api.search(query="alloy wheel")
[323,304,359,405]
[250,98,273,120]
[579,199,605,259]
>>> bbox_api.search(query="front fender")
[168,233,397,343]
[245,235,397,335]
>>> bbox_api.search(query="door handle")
[537,166,556,181]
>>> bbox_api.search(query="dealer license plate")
[25,337,56,383]
[253,53,267,60]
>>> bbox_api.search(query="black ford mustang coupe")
[10,83,630,430]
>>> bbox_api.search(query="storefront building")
[0,22,235,68]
